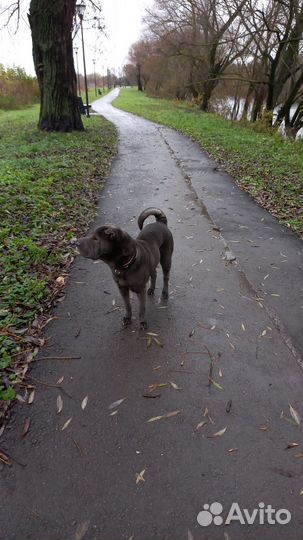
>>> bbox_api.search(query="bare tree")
[239,0,303,128]
[129,39,151,91]
[145,0,253,110]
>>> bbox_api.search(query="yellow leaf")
[210,378,224,390]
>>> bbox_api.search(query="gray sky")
[0,0,152,76]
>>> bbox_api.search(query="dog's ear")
[104,226,120,240]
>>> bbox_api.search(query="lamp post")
[76,2,90,118]
[74,46,81,96]
[93,59,97,97]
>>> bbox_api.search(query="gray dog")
[78,208,174,329]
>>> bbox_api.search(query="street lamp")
[74,46,81,96]
[93,59,97,97]
[76,2,90,118]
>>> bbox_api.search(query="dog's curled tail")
[138,207,168,230]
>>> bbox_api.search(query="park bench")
[77,96,91,115]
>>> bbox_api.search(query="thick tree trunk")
[200,76,218,112]
[28,0,84,131]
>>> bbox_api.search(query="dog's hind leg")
[119,286,132,326]
[137,286,147,330]
[147,269,157,296]
[160,253,172,300]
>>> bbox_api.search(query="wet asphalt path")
[1,90,302,540]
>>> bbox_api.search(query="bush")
[0,64,39,110]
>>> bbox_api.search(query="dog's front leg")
[137,286,147,330]
[119,286,132,326]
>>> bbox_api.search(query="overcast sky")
[0,0,152,76]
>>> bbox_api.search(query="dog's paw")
[122,316,132,327]
[140,321,148,331]
[161,290,169,300]
[147,287,155,296]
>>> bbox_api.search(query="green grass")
[0,105,117,409]
[114,88,303,236]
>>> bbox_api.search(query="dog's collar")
[114,248,138,275]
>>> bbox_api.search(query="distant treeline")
[124,0,303,138]
[0,65,39,110]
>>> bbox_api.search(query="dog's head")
[78,225,124,260]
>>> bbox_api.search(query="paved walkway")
[1,90,302,540]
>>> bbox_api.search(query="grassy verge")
[114,88,303,236]
[0,105,117,420]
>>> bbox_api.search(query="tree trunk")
[28,0,84,131]
[251,90,264,122]
[137,64,143,91]
[242,84,253,120]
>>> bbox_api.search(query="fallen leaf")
[289,404,301,426]
[147,410,182,422]
[188,329,195,337]
[260,426,268,431]
[56,395,63,414]
[109,410,118,416]
[294,453,303,459]
[195,420,207,431]
[210,378,224,390]
[241,323,246,331]
[148,383,168,392]
[135,468,146,484]
[57,376,64,384]
[61,417,72,431]
[22,417,31,437]
[169,381,182,391]
[285,442,299,449]
[300,489,303,496]
[153,337,163,348]
[219,369,223,378]
[75,520,90,540]
[81,396,88,410]
[108,398,126,410]
[228,448,237,453]
[147,415,163,422]
[166,410,182,418]
[28,389,35,404]
[208,426,227,438]
[147,337,152,348]
[0,450,12,466]
[145,332,159,337]
[56,276,65,286]
[229,342,235,350]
